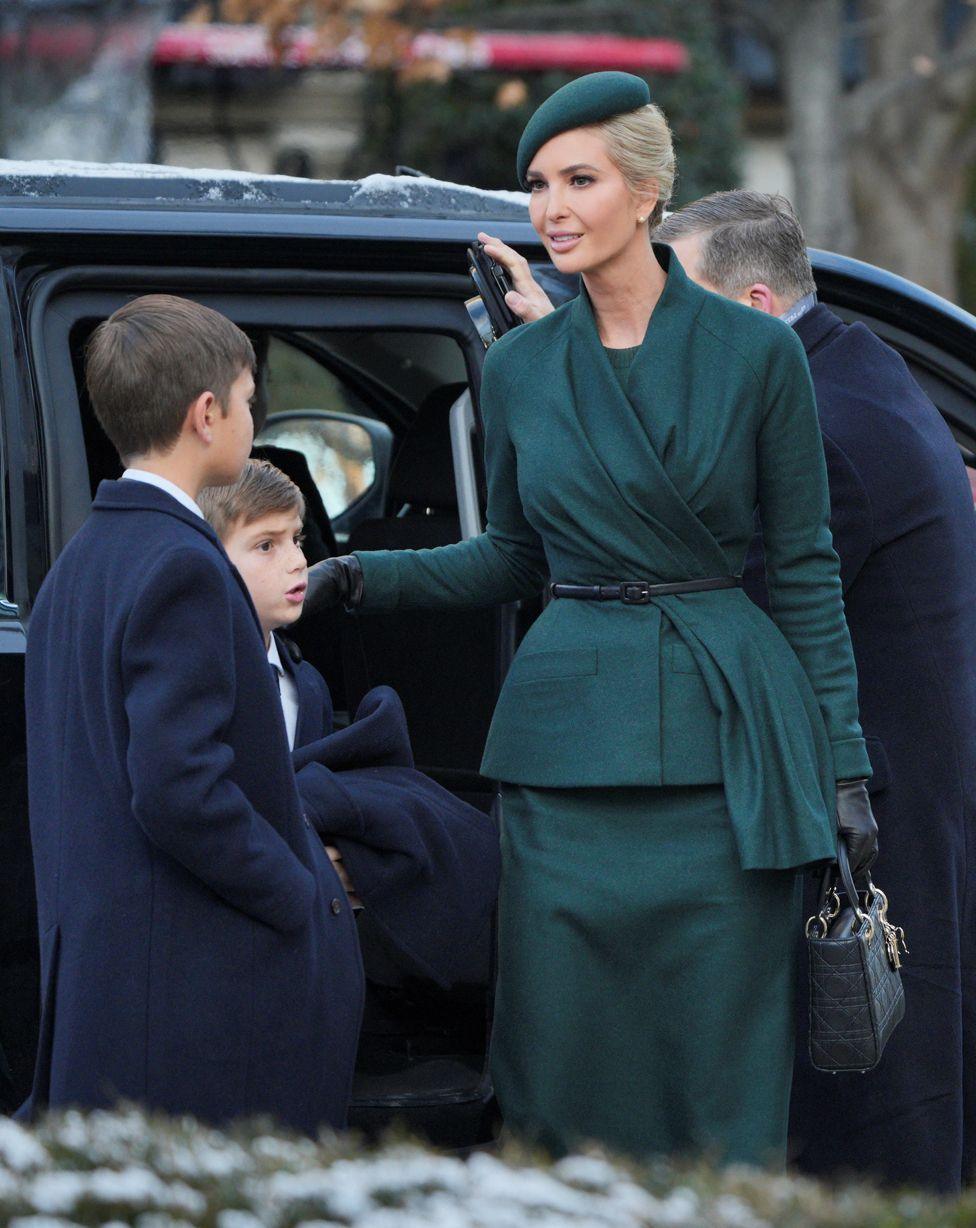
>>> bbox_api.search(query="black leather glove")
[835,778,879,877]
[301,555,364,617]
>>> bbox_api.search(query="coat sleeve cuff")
[295,763,364,837]
[354,551,401,610]
[831,736,873,783]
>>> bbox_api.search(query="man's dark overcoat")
[280,646,500,989]
[22,480,363,1134]
[744,304,976,1192]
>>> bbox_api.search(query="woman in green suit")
[306,72,877,1167]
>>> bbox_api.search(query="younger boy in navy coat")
[23,296,362,1134]
[199,460,501,990]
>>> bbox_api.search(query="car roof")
[1,159,973,362]
[0,159,528,220]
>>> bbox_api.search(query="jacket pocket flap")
[512,648,598,684]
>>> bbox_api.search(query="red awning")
[153,23,689,74]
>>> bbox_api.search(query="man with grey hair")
[656,191,818,318]
[656,190,976,1194]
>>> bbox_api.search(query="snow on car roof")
[0,160,531,218]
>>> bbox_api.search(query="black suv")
[2,166,975,1144]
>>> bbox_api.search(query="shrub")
[0,1107,974,1227]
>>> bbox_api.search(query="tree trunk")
[780,0,856,253]
[849,145,963,299]
[843,0,976,303]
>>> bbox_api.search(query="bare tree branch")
[846,4,976,132]
[846,48,976,133]
[845,3,916,40]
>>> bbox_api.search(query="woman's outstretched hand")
[478,231,556,324]
[302,555,364,617]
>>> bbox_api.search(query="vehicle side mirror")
[256,410,394,537]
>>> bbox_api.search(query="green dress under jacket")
[355,245,871,871]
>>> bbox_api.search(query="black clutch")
[806,840,907,1073]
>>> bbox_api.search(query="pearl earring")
[638,216,646,224]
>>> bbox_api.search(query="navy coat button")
[330,898,342,915]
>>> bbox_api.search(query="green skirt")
[491,784,801,1167]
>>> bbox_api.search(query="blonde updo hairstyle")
[589,103,676,229]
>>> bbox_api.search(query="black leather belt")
[549,576,742,604]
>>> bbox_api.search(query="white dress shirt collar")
[121,469,205,520]
[268,634,300,751]
[267,633,285,677]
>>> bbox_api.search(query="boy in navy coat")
[23,295,363,1134]
[199,460,501,991]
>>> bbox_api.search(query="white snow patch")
[215,1212,266,1228]
[0,1117,48,1172]
[653,1187,702,1225]
[23,1174,91,1217]
[348,172,528,208]
[25,1168,205,1217]
[0,159,309,184]
[0,1170,22,1200]
[135,1217,198,1228]
[0,160,529,211]
[711,1194,770,1228]
[7,1218,86,1228]
[250,1133,320,1167]
[553,1153,621,1190]
[159,1138,250,1180]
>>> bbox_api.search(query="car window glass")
[264,336,375,419]
[257,415,376,520]
[303,331,467,406]
[257,331,466,525]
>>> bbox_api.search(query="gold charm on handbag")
[871,884,909,970]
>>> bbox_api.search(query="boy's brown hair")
[198,459,305,541]
[85,294,256,464]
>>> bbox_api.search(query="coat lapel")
[93,479,266,643]
[276,637,327,746]
[567,246,734,581]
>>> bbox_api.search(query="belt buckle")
[620,581,652,604]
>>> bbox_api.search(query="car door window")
[257,414,377,520]
[257,336,387,527]
[264,335,375,420]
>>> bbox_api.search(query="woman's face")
[525,128,656,277]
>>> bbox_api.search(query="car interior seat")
[342,382,499,801]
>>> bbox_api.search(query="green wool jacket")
[356,246,871,869]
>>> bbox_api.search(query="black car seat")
[342,391,500,1139]
[342,383,499,793]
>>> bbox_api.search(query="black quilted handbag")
[806,840,907,1073]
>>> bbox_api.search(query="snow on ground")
[0,1109,774,1228]
[0,1118,47,1173]
[0,1106,954,1228]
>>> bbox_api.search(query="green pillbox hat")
[516,71,651,187]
